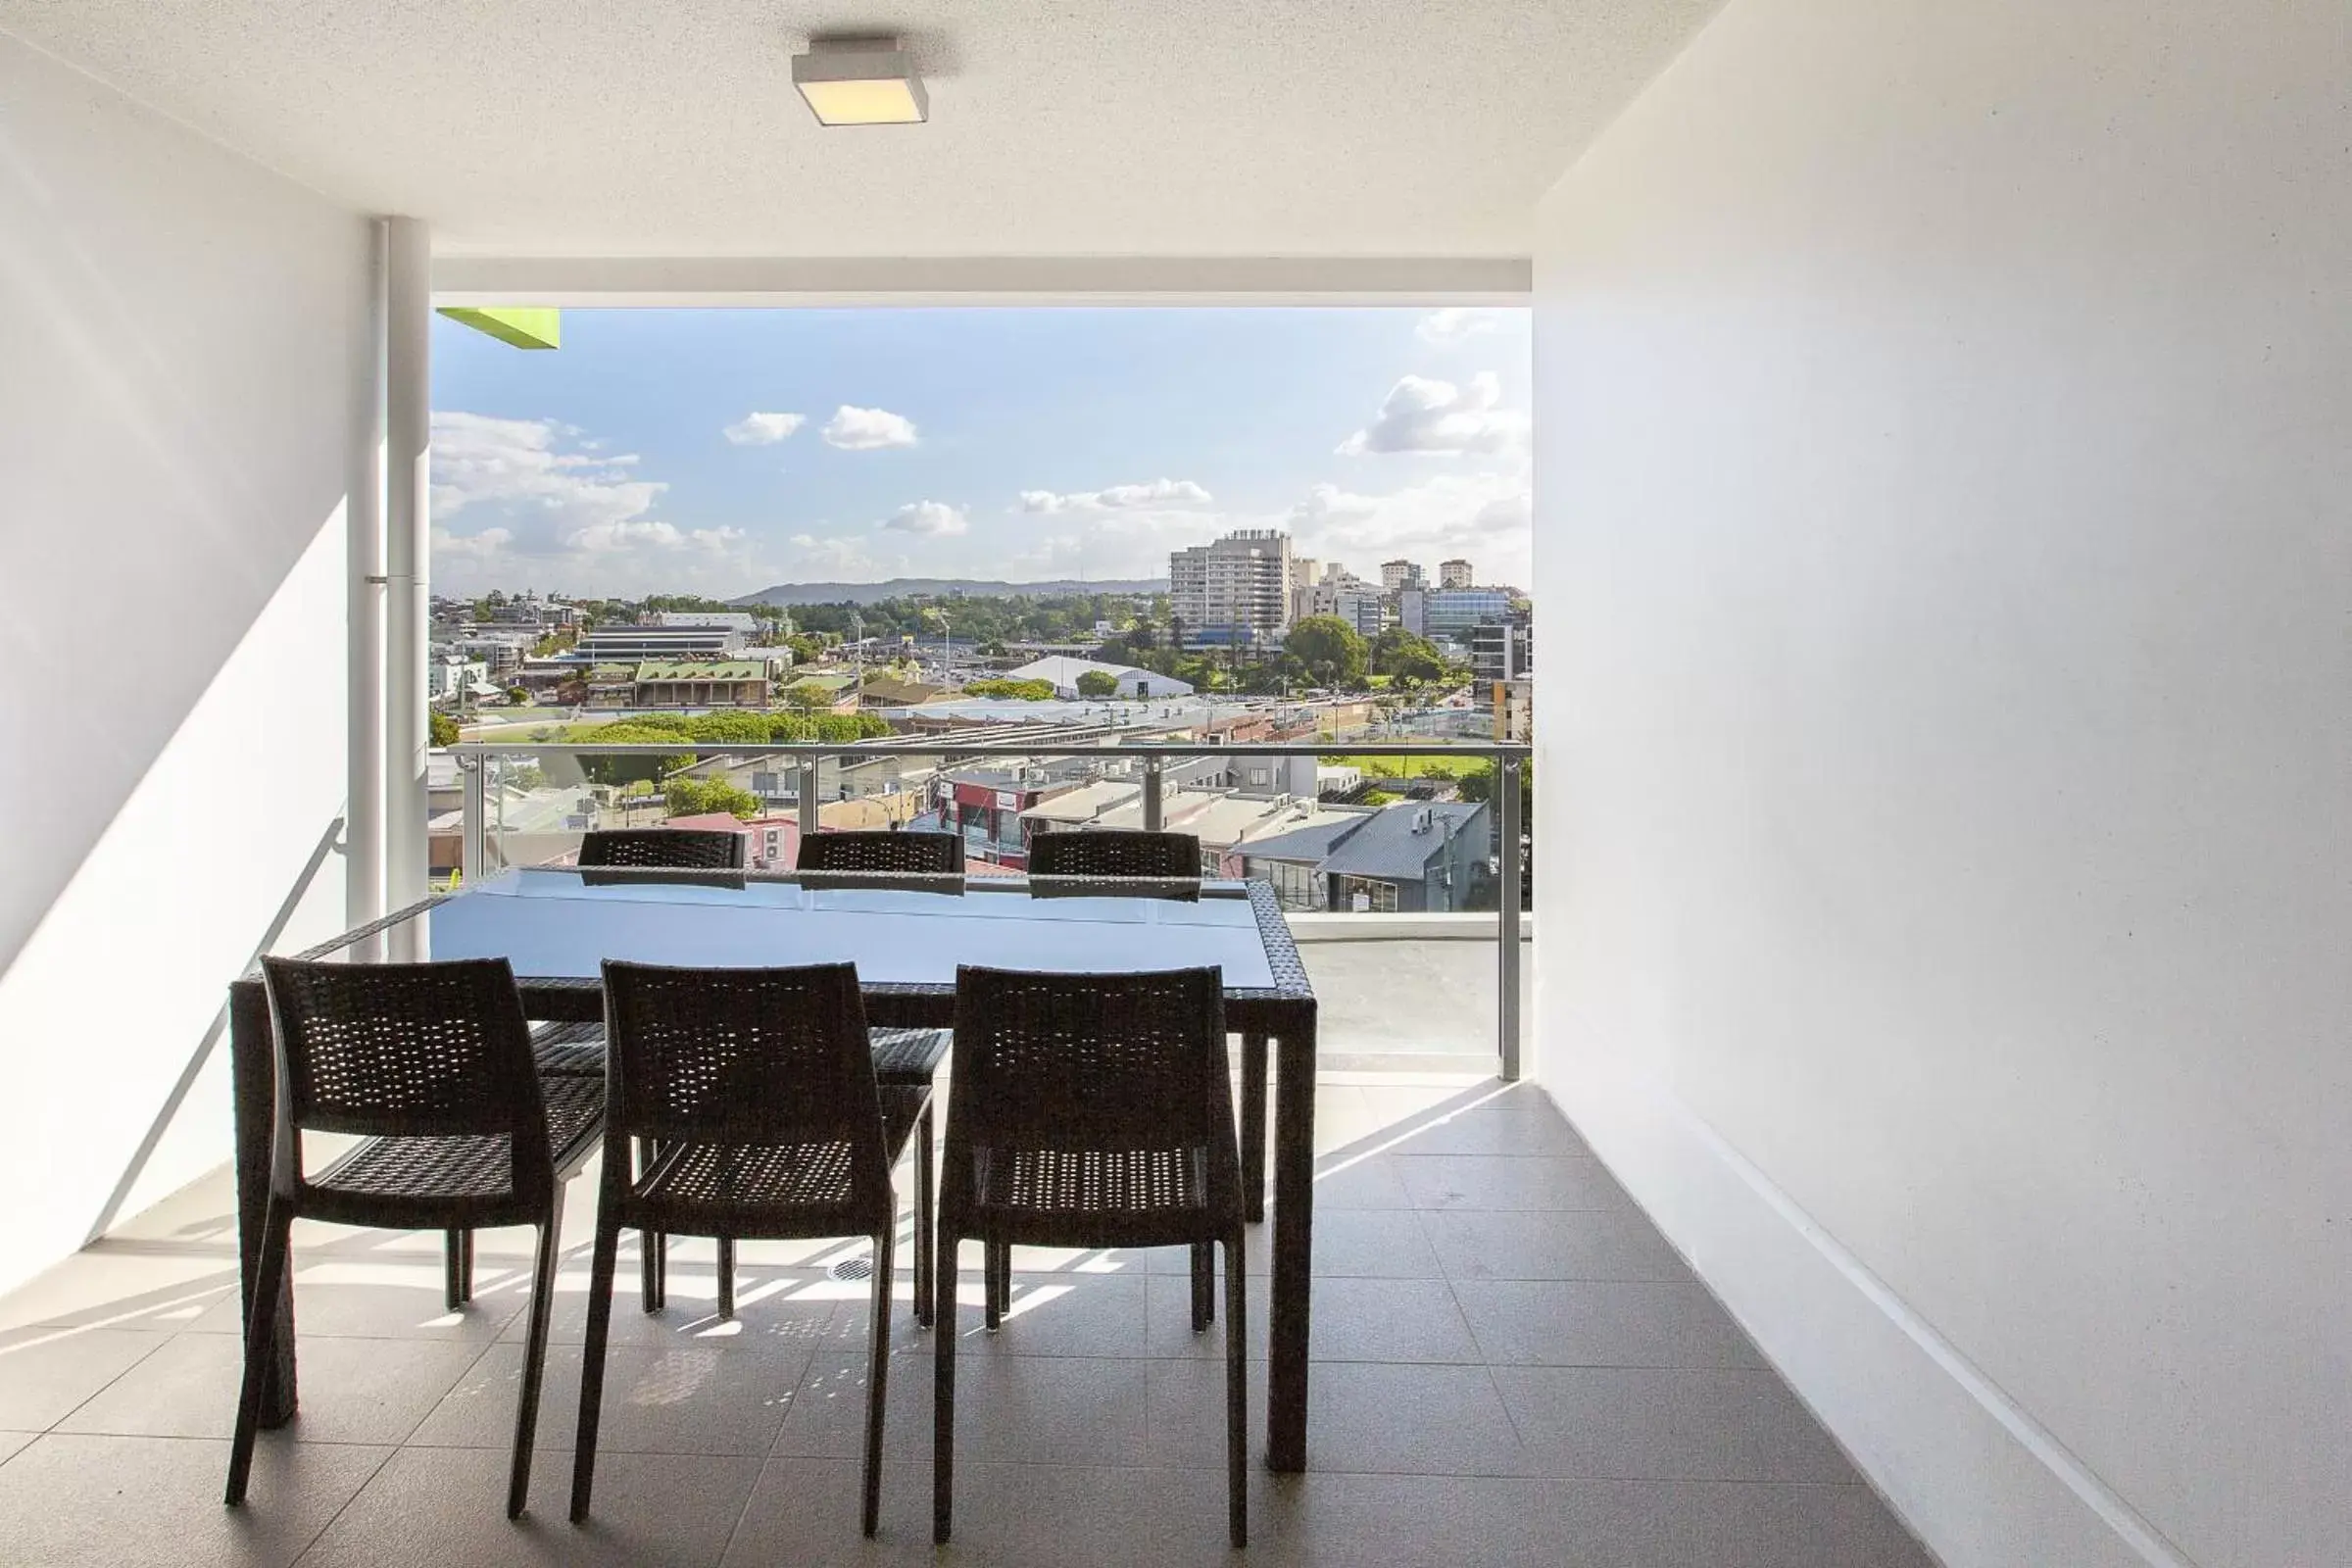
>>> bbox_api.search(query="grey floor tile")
[411,1339,809,1455]
[1307,1152,1414,1209]
[295,1444,760,1567]
[493,1262,844,1352]
[888,1270,1148,1359]
[1423,1208,1690,1282]
[0,1325,170,1428]
[0,1430,32,1466]
[1395,1153,1631,1211]
[0,1432,385,1568]
[1453,1280,1768,1368]
[58,1332,483,1446]
[1126,1225,1271,1276]
[1301,1362,1526,1476]
[723,1457,1223,1567]
[1494,1365,1860,1483]
[1307,1278,1483,1363]
[780,1348,1148,1468]
[1142,1272,1271,1361]
[1143,1353,1267,1469]
[1518,1477,1939,1568]
[187,1270,521,1343]
[1309,1209,1444,1278]
[1363,1085,1597,1157]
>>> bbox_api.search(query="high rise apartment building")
[1381,559,1427,592]
[1439,559,1475,589]
[1170,528,1295,645]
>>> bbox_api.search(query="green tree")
[1283,615,1369,690]
[503,685,530,707]
[428,710,461,748]
[1370,627,1449,687]
[962,678,1056,701]
[663,776,761,819]
[1074,669,1120,699]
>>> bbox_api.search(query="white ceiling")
[0,0,1722,261]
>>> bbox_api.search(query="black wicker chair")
[228,957,599,1520]
[797,828,964,874]
[575,826,749,869]
[553,827,758,1311]
[574,961,933,1537]
[1027,828,1202,879]
[933,965,1247,1548]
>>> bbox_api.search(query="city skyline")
[429,307,1532,600]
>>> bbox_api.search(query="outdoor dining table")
[225,865,1322,1471]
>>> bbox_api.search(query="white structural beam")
[431,254,1531,308]
[345,220,388,929]
[384,217,431,928]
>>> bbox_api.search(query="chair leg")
[1224,1229,1249,1549]
[1240,1034,1268,1224]
[444,1229,465,1311]
[507,1189,564,1520]
[636,1137,663,1312]
[932,1224,957,1544]
[224,1197,294,1506]
[568,1214,623,1523]
[912,1104,936,1330]
[860,1226,895,1537]
[717,1237,736,1320]
[1191,1242,1214,1333]
[983,1240,1005,1331]
[461,1230,476,1300]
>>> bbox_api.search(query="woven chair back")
[948,965,1228,1153]
[577,828,747,869]
[1027,829,1201,880]
[261,956,541,1141]
[798,830,964,874]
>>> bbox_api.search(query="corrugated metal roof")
[1318,801,1489,882]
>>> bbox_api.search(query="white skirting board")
[1539,1065,2194,1568]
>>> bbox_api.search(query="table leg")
[229,979,296,1427]
[1239,1034,1268,1224]
[1266,1015,1316,1472]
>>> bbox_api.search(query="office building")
[1423,586,1515,639]
[1381,559,1427,592]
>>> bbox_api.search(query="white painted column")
[345,220,388,930]
[384,217,431,930]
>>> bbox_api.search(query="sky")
[429,306,1531,601]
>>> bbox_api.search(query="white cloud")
[429,410,773,597]
[723,411,805,445]
[881,500,968,536]
[1415,308,1512,348]
[1282,471,1533,586]
[823,405,920,450]
[1337,372,1530,457]
[431,411,665,528]
[1017,478,1213,514]
[429,525,514,563]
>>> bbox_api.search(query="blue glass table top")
[306,867,1282,991]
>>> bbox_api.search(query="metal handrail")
[451,740,1530,759]
[450,736,1527,1078]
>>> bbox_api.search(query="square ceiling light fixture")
[793,37,928,125]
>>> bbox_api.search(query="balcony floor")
[0,1079,1933,1566]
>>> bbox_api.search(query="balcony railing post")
[1496,756,1523,1081]
[1143,757,1165,832]
[460,754,486,890]
[798,758,821,843]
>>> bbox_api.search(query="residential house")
[1240,799,1492,912]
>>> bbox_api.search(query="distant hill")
[733,577,1167,607]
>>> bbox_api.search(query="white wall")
[1531,4,2349,1566]
[0,32,372,1288]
